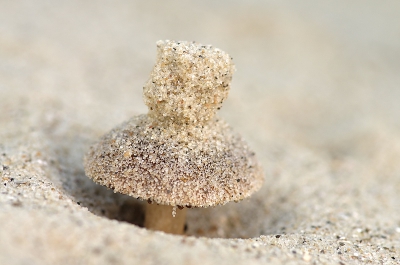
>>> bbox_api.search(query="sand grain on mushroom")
[84,40,264,234]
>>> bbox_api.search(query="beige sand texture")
[1,1,399,264]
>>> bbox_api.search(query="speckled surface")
[84,41,263,208]
[1,0,400,264]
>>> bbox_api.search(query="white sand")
[1,1,399,264]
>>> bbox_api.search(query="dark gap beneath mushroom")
[117,199,145,227]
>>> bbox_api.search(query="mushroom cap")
[84,115,264,207]
[84,40,264,207]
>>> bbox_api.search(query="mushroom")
[84,40,264,235]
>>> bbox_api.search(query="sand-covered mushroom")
[84,40,264,234]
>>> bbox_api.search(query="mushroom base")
[144,204,187,235]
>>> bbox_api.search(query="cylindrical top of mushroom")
[143,40,235,125]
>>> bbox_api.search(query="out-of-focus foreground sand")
[0,1,399,264]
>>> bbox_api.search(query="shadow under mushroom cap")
[84,114,264,207]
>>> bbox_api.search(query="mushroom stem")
[144,204,187,234]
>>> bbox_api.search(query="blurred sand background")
[0,0,399,264]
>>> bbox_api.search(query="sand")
[1,1,399,264]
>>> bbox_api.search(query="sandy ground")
[1,0,399,264]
